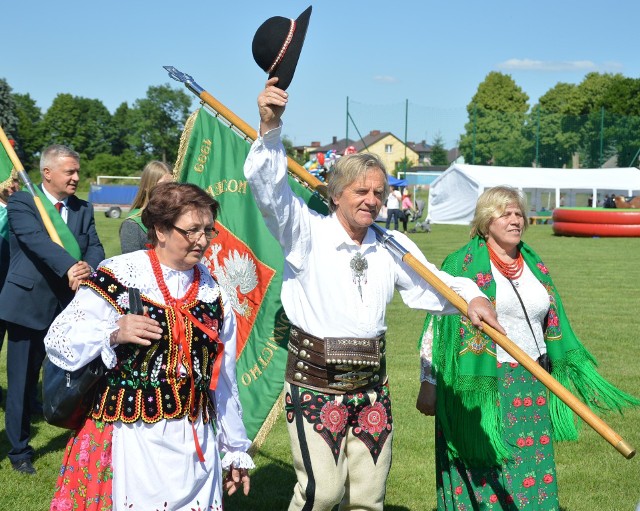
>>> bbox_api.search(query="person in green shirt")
[119,161,172,254]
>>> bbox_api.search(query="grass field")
[1,216,639,511]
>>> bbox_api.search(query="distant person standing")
[119,161,173,254]
[0,145,105,474]
[604,194,615,208]
[401,189,415,233]
[385,185,402,231]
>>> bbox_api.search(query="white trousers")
[285,382,394,511]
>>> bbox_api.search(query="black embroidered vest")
[83,265,223,424]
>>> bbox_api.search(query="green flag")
[175,108,328,441]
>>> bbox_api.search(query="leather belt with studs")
[285,325,386,394]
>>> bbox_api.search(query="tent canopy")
[427,163,640,224]
[388,175,407,187]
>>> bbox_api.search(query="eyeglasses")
[172,224,219,242]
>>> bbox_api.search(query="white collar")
[42,185,67,208]
[327,214,378,252]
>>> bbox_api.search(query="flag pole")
[0,125,63,247]
[164,67,635,460]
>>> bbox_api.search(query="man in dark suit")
[0,145,105,474]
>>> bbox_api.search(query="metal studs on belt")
[302,338,312,347]
[299,350,311,359]
[296,361,307,370]
[294,372,302,381]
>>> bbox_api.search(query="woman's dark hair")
[142,182,219,245]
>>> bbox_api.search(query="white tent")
[427,163,640,224]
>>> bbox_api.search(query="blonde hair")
[326,153,389,213]
[130,161,173,210]
[469,186,529,239]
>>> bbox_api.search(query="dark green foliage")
[461,72,640,168]
[12,93,44,166]
[128,84,193,162]
[429,133,448,166]
[459,72,530,166]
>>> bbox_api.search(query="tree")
[395,157,414,174]
[0,78,18,139]
[282,135,307,166]
[83,150,144,180]
[429,133,448,166]
[12,92,43,167]
[128,84,193,162]
[40,94,114,159]
[111,102,134,156]
[459,72,530,166]
[527,83,580,168]
[600,76,640,167]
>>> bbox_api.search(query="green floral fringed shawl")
[422,235,639,467]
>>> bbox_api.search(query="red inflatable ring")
[553,221,640,237]
[553,207,640,225]
[552,207,640,237]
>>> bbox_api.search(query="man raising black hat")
[246,10,503,508]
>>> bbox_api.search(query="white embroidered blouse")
[44,250,254,510]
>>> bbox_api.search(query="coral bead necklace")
[487,242,524,280]
[148,249,200,306]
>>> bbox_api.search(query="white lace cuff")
[101,315,121,369]
[420,358,437,385]
[221,451,255,471]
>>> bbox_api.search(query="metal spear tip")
[163,65,203,95]
[163,66,193,83]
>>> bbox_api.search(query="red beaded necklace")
[147,249,206,462]
[487,243,524,280]
[148,249,200,306]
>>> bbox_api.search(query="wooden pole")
[0,125,63,247]
[166,68,635,459]
[403,252,635,459]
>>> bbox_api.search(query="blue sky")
[4,0,640,150]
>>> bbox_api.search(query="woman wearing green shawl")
[417,186,639,510]
[119,161,173,254]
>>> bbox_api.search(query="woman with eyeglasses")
[45,182,253,510]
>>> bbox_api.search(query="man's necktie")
[55,202,63,214]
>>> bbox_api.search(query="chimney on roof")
[370,130,380,136]
[311,141,320,147]
[332,136,337,144]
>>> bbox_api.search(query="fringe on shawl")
[428,313,513,467]
[549,349,640,441]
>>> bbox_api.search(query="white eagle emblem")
[204,244,259,319]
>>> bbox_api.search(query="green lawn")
[1,219,639,510]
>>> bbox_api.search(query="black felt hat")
[252,6,312,90]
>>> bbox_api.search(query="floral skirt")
[50,419,114,511]
[436,362,559,510]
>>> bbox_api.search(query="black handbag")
[42,357,105,430]
[42,288,144,429]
